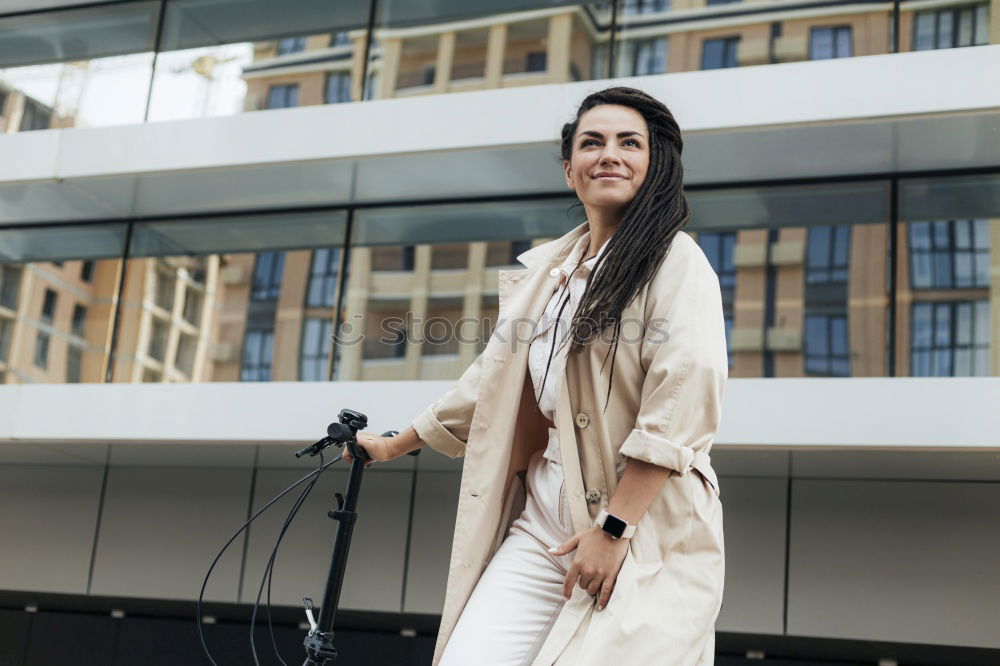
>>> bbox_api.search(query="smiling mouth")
[595,175,627,180]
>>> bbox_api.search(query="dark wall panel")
[23,612,117,666]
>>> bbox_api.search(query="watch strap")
[595,507,637,539]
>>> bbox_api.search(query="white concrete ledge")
[1,377,997,450]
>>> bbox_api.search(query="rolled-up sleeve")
[412,350,487,458]
[618,236,729,477]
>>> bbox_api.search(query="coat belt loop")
[690,450,721,498]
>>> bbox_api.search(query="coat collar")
[514,220,590,270]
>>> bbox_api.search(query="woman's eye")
[581,138,640,147]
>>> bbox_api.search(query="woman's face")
[563,104,650,217]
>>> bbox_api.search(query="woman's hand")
[341,431,401,467]
[549,526,630,611]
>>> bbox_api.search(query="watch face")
[602,513,626,539]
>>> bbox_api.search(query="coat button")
[549,268,560,277]
[575,412,590,428]
[585,488,602,504]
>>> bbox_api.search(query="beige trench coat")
[412,221,728,666]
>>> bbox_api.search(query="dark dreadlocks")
[535,86,692,415]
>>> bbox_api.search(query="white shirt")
[528,229,611,425]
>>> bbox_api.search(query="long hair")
[535,86,691,414]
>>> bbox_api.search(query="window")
[52,261,63,268]
[148,318,168,362]
[701,37,739,70]
[421,64,436,85]
[330,31,351,47]
[485,240,532,267]
[67,345,82,383]
[804,313,850,376]
[914,3,989,50]
[182,289,202,326]
[241,324,275,381]
[911,301,989,376]
[20,98,52,131]
[431,244,468,270]
[362,314,408,361]
[592,43,610,80]
[806,225,851,284]
[525,51,547,72]
[300,317,333,381]
[363,71,377,101]
[1,266,21,309]
[908,219,989,289]
[80,260,94,282]
[71,304,87,337]
[372,246,415,271]
[697,232,736,290]
[621,38,668,76]
[34,332,50,369]
[698,232,736,368]
[251,251,285,302]
[175,333,197,376]
[621,0,670,13]
[0,318,12,362]
[155,268,175,311]
[325,72,352,104]
[276,36,307,55]
[306,248,340,308]
[810,26,852,59]
[706,0,740,5]
[41,289,57,323]
[266,84,299,109]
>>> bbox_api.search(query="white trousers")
[440,428,576,666]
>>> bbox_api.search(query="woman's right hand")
[342,431,402,467]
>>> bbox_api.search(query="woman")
[344,86,728,666]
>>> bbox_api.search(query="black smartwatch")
[594,508,636,539]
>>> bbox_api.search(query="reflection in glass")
[0,2,158,130]
[300,317,333,381]
[902,220,993,376]
[701,37,739,70]
[346,198,581,381]
[118,212,347,383]
[910,301,990,376]
[0,225,126,384]
[810,26,852,60]
[913,4,989,50]
[371,3,611,100]
[307,248,340,308]
[266,84,299,109]
[697,232,735,367]
[690,182,889,378]
[148,0,370,120]
[908,219,989,289]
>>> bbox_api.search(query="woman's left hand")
[549,526,630,611]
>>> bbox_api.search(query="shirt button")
[585,488,602,504]
[549,268,560,277]
[575,412,590,428]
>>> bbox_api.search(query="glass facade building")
[0,1,997,665]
